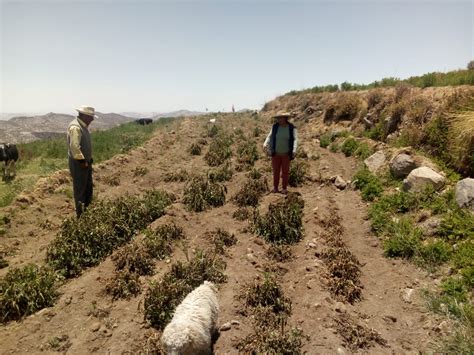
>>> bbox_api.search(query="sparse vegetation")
[144,250,227,330]
[207,162,233,182]
[183,175,226,212]
[288,160,308,187]
[143,223,184,259]
[207,228,237,254]
[188,143,202,156]
[0,264,60,323]
[341,137,359,156]
[47,190,173,277]
[353,168,383,201]
[335,313,387,351]
[204,133,233,166]
[105,270,141,300]
[163,169,189,182]
[232,207,251,221]
[266,244,293,262]
[233,177,268,207]
[132,166,149,177]
[236,139,259,170]
[112,243,155,276]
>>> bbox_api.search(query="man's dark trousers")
[69,157,93,217]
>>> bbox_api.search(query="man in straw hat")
[263,111,298,195]
[67,105,97,217]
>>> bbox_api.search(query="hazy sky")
[1,0,472,115]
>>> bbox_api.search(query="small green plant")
[188,143,202,156]
[253,127,262,137]
[319,134,332,148]
[183,175,226,212]
[288,160,308,187]
[341,137,359,156]
[207,124,220,138]
[0,264,60,323]
[353,168,383,201]
[207,228,237,254]
[0,255,8,269]
[417,240,451,266]
[112,243,155,276]
[143,224,184,260]
[247,168,263,180]
[437,209,474,242]
[383,218,422,259]
[144,250,227,330]
[233,177,268,207]
[253,193,304,245]
[105,270,141,300]
[236,139,259,169]
[329,142,340,152]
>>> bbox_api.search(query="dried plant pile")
[183,175,226,212]
[163,169,190,182]
[204,133,233,167]
[233,177,268,207]
[144,250,227,330]
[0,264,60,323]
[236,273,307,354]
[335,313,387,351]
[47,190,173,278]
[253,193,304,245]
[207,228,237,254]
[317,209,363,304]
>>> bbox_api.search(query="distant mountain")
[0,112,134,144]
[121,110,207,119]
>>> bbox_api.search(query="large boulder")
[455,178,474,211]
[364,151,386,174]
[390,153,417,178]
[403,167,446,192]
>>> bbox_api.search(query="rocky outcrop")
[364,151,386,174]
[455,178,474,211]
[390,153,417,178]
[403,167,446,192]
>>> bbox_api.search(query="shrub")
[143,224,184,259]
[208,162,233,182]
[341,137,359,156]
[233,178,268,207]
[233,207,251,221]
[188,143,202,156]
[325,94,362,122]
[288,160,308,187]
[204,134,233,166]
[105,270,141,300]
[236,139,259,169]
[112,243,155,276]
[144,250,227,330]
[352,169,383,201]
[207,124,219,138]
[183,176,226,212]
[163,169,189,182]
[47,190,173,277]
[253,193,304,245]
[329,142,340,153]
[0,264,60,323]
[319,134,332,148]
[335,313,387,351]
[247,168,263,180]
[253,127,262,137]
[367,89,384,109]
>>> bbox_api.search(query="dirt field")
[0,114,448,354]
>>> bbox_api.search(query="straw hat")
[76,105,98,118]
[272,111,291,118]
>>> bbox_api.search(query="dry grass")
[335,313,387,351]
[448,110,474,176]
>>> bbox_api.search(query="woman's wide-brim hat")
[272,111,291,119]
[76,105,98,118]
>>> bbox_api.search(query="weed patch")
[341,137,359,156]
[0,264,60,323]
[236,139,259,170]
[132,166,149,177]
[204,134,233,167]
[143,224,184,259]
[353,168,383,201]
[183,175,226,212]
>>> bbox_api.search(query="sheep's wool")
[161,281,219,355]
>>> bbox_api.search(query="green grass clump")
[354,142,374,160]
[254,193,304,245]
[144,250,226,330]
[183,175,226,212]
[341,137,359,156]
[319,134,332,148]
[289,160,308,187]
[188,143,202,156]
[233,178,268,207]
[383,218,422,259]
[0,264,60,323]
[47,190,173,278]
[438,209,474,242]
[208,162,233,182]
[417,240,452,266]
[329,142,340,153]
[353,168,383,201]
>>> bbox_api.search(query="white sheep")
[161,281,219,355]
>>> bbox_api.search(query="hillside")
[0,106,471,353]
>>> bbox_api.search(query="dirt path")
[0,114,443,354]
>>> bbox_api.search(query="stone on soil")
[403,167,446,192]
[390,153,417,178]
[364,151,386,174]
[455,178,474,211]
[334,176,347,190]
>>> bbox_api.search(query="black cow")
[136,118,153,125]
[0,144,19,181]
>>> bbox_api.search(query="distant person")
[263,111,298,195]
[232,105,235,113]
[67,106,96,217]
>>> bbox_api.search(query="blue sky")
[1,0,472,114]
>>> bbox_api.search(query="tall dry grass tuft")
[448,110,474,176]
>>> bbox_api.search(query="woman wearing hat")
[263,111,298,195]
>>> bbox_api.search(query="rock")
[307,242,317,248]
[334,302,346,313]
[231,320,240,326]
[418,217,442,236]
[334,176,347,190]
[364,151,386,174]
[90,322,101,332]
[390,153,417,178]
[64,296,72,306]
[337,347,346,354]
[314,302,322,309]
[403,167,446,193]
[246,254,257,265]
[383,315,397,323]
[16,194,33,204]
[402,288,414,303]
[219,322,232,331]
[455,178,474,211]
